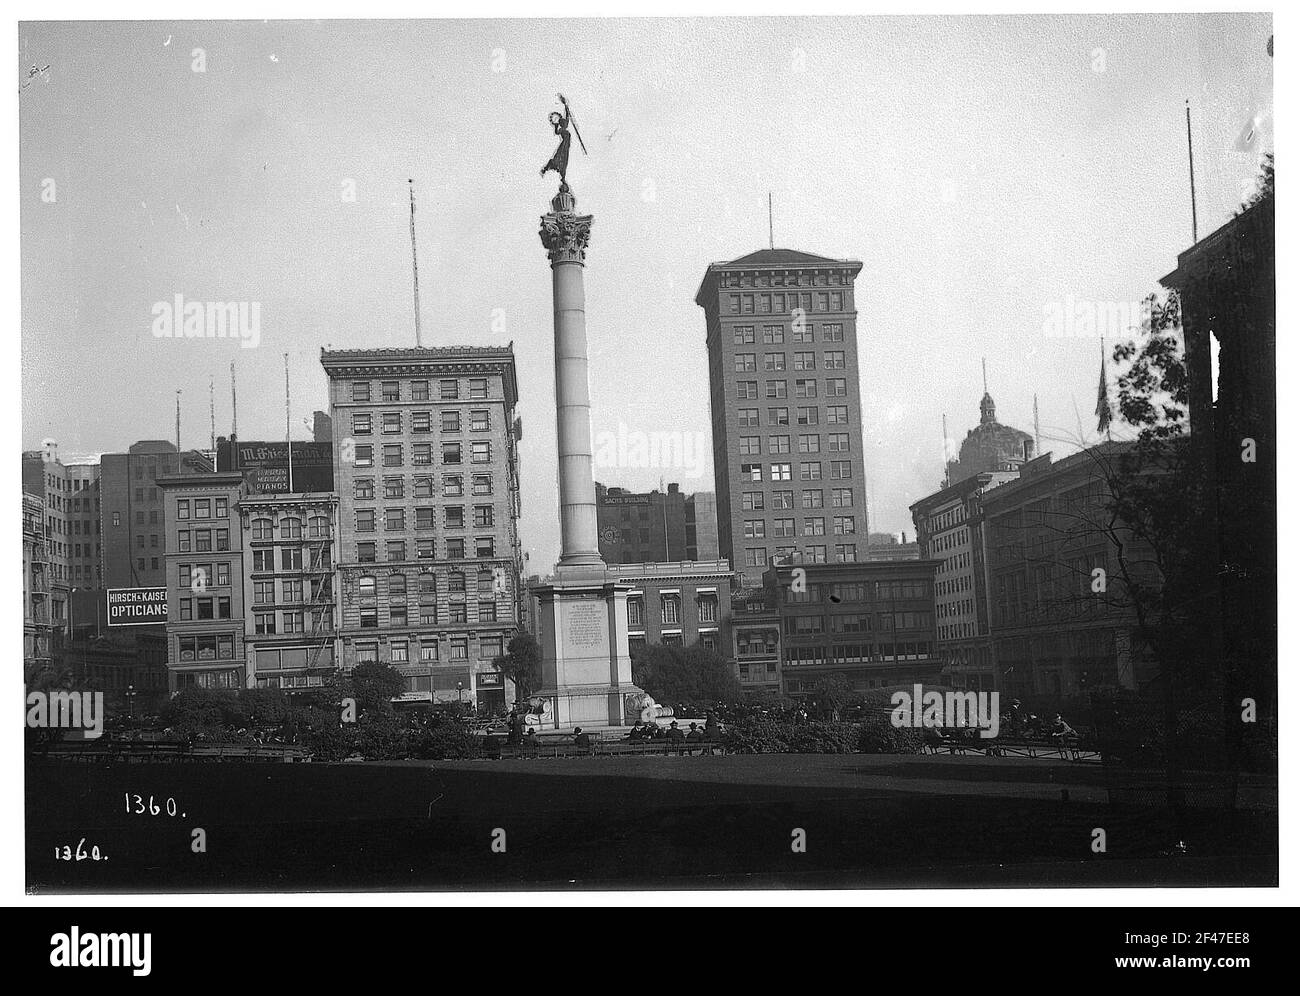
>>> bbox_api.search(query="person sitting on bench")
[686,723,705,743]
[666,721,685,744]
[1050,713,1076,746]
[572,727,591,748]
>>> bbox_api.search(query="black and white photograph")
[9,5,1287,924]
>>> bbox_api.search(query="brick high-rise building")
[697,249,869,584]
[101,441,213,590]
[321,347,523,712]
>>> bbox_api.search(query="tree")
[806,674,854,721]
[630,641,742,706]
[342,661,405,714]
[494,633,542,702]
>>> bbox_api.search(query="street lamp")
[126,684,137,720]
[68,587,84,685]
[456,681,464,716]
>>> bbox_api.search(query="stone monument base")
[533,567,643,730]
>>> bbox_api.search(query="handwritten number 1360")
[125,794,178,816]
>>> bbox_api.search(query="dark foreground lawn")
[26,753,1276,893]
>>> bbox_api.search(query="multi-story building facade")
[23,492,53,679]
[22,447,72,637]
[764,560,943,695]
[1161,192,1275,755]
[321,347,523,712]
[158,471,248,691]
[612,560,736,657]
[595,482,719,564]
[697,248,869,584]
[685,492,719,561]
[101,440,213,590]
[239,493,339,690]
[64,462,102,595]
[731,584,782,694]
[910,470,1020,692]
[981,443,1151,700]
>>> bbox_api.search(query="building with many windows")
[158,471,248,691]
[102,440,213,590]
[764,560,943,695]
[321,346,523,711]
[23,492,53,679]
[731,584,782,694]
[595,482,719,564]
[612,560,736,657]
[910,470,1020,691]
[697,248,870,584]
[240,493,339,690]
[981,443,1151,699]
[22,446,73,638]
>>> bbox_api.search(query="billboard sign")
[106,587,168,626]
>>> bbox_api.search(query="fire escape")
[304,521,336,672]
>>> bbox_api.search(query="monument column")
[532,179,643,729]
[539,184,603,570]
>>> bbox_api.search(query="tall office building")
[321,347,524,712]
[101,440,213,590]
[697,249,869,584]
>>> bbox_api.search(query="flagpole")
[1186,99,1199,243]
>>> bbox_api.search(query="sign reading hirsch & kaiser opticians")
[106,587,168,626]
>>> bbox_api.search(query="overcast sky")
[20,14,1273,564]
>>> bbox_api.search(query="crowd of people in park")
[625,713,723,744]
[1002,699,1078,744]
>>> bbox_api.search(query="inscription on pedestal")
[567,601,605,649]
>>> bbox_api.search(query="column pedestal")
[533,569,640,729]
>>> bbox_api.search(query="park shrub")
[159,688,240,736]
[356,714,409,760]
[856,718,925,755]
[724,718,861,754]
[299,707,352,761]
[411,724,477,760]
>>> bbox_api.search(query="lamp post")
[456,681,464,717]
[69,587,84,685]
[126,683,136,720]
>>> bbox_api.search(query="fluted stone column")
[539,185,603,570]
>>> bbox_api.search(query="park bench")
[923,728,1100,763]
[475,735,726,760]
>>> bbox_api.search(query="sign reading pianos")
[216,439,334,493]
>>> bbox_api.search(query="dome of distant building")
[947,391,1035,485]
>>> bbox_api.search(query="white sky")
[19,14,1273,564]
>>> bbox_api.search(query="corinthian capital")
[539,211,594,266]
